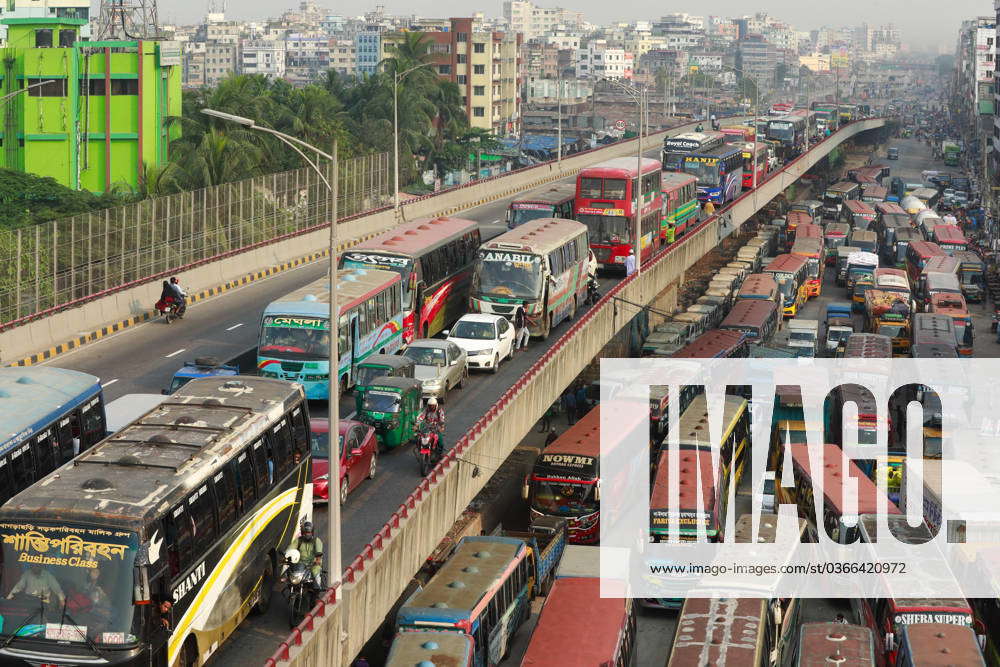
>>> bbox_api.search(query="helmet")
[300,521,314,538]
[285,548,301,565]
[427,397,438,409]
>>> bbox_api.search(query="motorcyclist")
[169,277,187,317]
[289,521,323,591]
[418,397,446,460]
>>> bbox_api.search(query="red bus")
[520,577,636,666]
[931,224,968,256]
[741,142,768,189]
[342,216,481,342]
[875,201,908,217]
[793,223,825,297]
[672,329,749,358]
[929,292,974,356]
[785,210,813,250]
[794,623,878,666]
[904,240,945,284]
[575,157,664,270]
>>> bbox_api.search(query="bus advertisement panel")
[682,145,743,205]
[576,157,663,270]
[471,219,589,338]
[258,269,404,398]
[661,131,724,171]
[341,216,481,342]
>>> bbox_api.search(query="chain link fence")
[0,152,391,325]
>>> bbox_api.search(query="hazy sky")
[153,0,990,51]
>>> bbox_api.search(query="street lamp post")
[201,108,342,590]
[720,65,763,190]
[392,63,435,211]
[603,78,646,276]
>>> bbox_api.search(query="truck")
[164,357,240,394]
[942,140,961,167]
[786,319,819,357]
[824,301,855,352]
[504,516,568,594]
[864,289,911,355]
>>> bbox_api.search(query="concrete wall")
[271,118,887,667]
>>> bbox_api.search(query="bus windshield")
[576,214,629,245]
[259,316,330,359]
[531,481,597,516]
[768,122,794,141]
[683,160,721,187]
[341,253,414,309]
[0,524,140,648]
[510,205,554,227]
[474,253,544,300]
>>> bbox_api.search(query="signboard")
[511,203,553,211]
[159,41,182,66]
[614,119,627,130]
[664,137,703,151]
[264,316,328,330]
[578,207,625,216]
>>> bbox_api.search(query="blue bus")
[0,367,105,504]
[397,535,532,667]
[682,144,744,205]
[258,268,404,399]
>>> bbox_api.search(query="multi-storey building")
[284,32,330,82]
[240,39,286,78]
[503,0,580,41]
[736,34,778,89]
[355,24,382,77]
[523,40,559,79]
[575,39,632,79]
[205,42,238,86]
[329,38,355,76]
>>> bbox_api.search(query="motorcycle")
[414,423,442,476]
[155,297,184,324]
[281,550,321,628]
[586,277,601,305]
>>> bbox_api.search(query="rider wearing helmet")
[419,397,446,459]
[290,521,323,590]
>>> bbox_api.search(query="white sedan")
[444,314,515,374]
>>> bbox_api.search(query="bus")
[667,598,772,666]
[741,142,768,189]
[385,630,473,667]
[891,228,923,269]
[661,131,724,172]
[932,224,968,256]
[928,293,973,357]
[396,535,532,666]
[910,313,959,359]
[520,577,636,666]
[785,210,813,250]
[822,181,860,220]
[776,443,902,545]
[341,216,481,342]
[843,200,878,231]
[505,183,576,229]
[471,218,589,339]
[0,367,106,506]
[791,623,877,666]
[766,114,807,157]
[791,227,824,298]
[660,171,700,242]
[953,250,986,303]
[650,448,722,544]
[763,254,809,317]
[672,329,749,359]
[682,144,744,205]
[0,376,312,667]
[861,185,888,203]
[896,624,985,667]
[673,394,751,488]
[841,332,892,359]
[823,222,849,264]
[904,241,945,284]
[258,268,404,398]
[719,298,779,344]
[575,157,663,270]
[737,273,780,305]
[526,402,647,544]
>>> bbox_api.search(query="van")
[787,319,819,357]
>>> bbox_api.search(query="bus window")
[252,439,274,495]
[270,418,294,478]
[604,179,626,199]
[56,416,75,464]
[166,503,195,575]
[188,484,218,553]
[235,449,256,510]
[214,466,240,532]
[0,456,11,504]
[32,431,56,478]
[290,407,309,457]
[80,398,106,450]
[9,445,33,490]
[580,177,602,198]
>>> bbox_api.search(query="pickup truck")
[505,516,567,595]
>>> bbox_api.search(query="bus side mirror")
[133,566,151,605]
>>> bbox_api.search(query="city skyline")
[153,0,980,52]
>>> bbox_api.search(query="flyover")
[266,117,889,666]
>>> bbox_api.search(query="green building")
[0,16,181,193]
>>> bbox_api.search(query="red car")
[310,418,378,504]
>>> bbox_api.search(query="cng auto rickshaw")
[356,376,424,450]
[353,354,416,413]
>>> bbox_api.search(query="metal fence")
[0,152,391,325]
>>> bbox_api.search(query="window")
[27,78,67,97]
[58,29,76,47]
[457,54,467,64]
[214,466,239,532]
[474,85,485,96]
[456,32,468,42]
[270,417,294,478]
[111,79,139,95]
[474,64,485,75]
[438,64,451,75]
[235,449,257,509]
[9,444,33,490]
[32,431,57,479]
[457,74,467,85]
[35,29,52,48]
[188,484,218,553]
[474,42,486,53]
[251,439,274,496]
[80,79,106,95]
[473,107,485,117]
[165,503,195,574]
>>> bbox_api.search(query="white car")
[444,314,516,374]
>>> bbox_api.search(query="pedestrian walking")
[575,383,589,416]
[545,428,559,446]
[703,200,716,217]
[538,402,557,432]
[624,249,636,277]
[561,388,578,425]
[513,305,530,352]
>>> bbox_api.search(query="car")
[444,313,516,374]
[400,339,468,401]
[163,357,239,394]
[310,418,377,504]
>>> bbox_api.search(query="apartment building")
[285,33,330,82]
[205,42,238,86]
[735,34,778,88]
[240,39,286,78]
[503,0,582,41]
[330,38,356,76]
[575,39,633,79]
[355,24,382,77]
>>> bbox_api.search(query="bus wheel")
[179,637,198,667]
[251,561,274,615]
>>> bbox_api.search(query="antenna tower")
[96,0,160,41]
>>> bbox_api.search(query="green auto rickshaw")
[354,354,416,413]
[357,376,424,450]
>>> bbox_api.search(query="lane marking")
[103,379,118,387]
[165,348,186,358]
[226,323,244,331]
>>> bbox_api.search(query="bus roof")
[672,329,746,358]
[932,225,966,243]
[0,376,302,531]
[786,210,814,226]
[685,144,743,159]
[790,443,901,516]
[843,333,892,358]
[263,268,400,317]
[850,230,877,243]
[845,200,876,216]
[797,623,876,666]
[650,448,716,515]
[668,597,766,666]
[521,577,629,666]
[911,343,958,358]
[509,182,576,206]
[738,273,778,297]
[672,395,747,451]
[580,157,660,177]
[792,238,823,255]
[929,292,968,315]
[899,623,985,665]
[922,256,960,275]
[797,223,823,239]
[827,181,859,193]
[0,367,102,455]
[350,216,479,257]
[824,222,850,236]
[863,185,887,199]
[385,630,474,667]
[764,254,808,274]
[952,250,985,268]
[909,240,945,258]
[720,298,777,330]
[540,403,600,460]
[876,202,908,215]
[400,536,524,619]
[480,217,586,257]
[660,171,698,191]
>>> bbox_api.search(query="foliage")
[0,168,118,229]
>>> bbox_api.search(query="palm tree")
[174,128,262,189]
